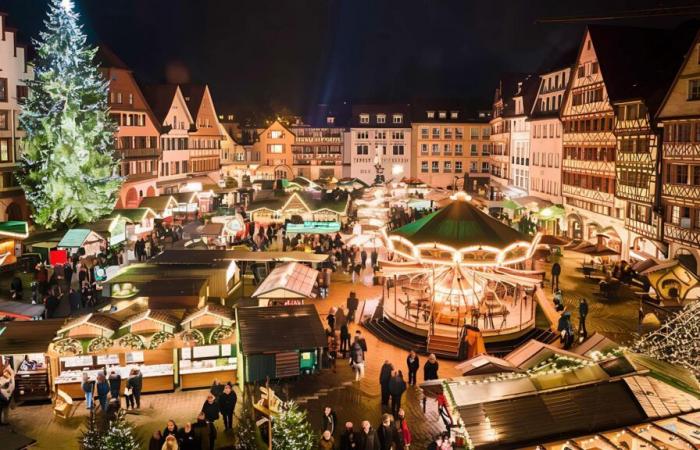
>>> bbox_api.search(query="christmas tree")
[235,395,266,450]
[18,0,121,228]
[79,412,104,450]
[633,301,700,375]
[272,401,316,450]
[102,410,140,450]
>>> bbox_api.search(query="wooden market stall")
[0,221,29,268]
[235,305,326,387]
[247,191,349,229]
[83,216,129,249]
[178,304,237,389]
[0,319,64,403]
[0,300,45,321]
[251,262,318,306]
[103,272,209,310]
[139,195,178,222]
[57,228,106,258]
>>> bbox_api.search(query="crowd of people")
[148,380,237,450]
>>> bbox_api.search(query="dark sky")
[1,0,698,118]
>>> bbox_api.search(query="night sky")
[1,0,698,118]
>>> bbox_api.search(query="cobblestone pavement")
[2,251,642,449]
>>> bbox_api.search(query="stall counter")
[54,364,174,400]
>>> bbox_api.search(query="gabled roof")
[0,221,29,239]
[141,84,195,127]
[95,44,129,70]
[237,305,327,353]
[248,191,349,215]
[57,313,120,335]
[58,229,103,248]
[252,262,319,299]
[171,191,199,204]
[179,84,207,119]
[120,309,179,329]
[392,195,530,249]
[108,208,157,223]
[139,195,178,213]
[181,303,235,326]
[656,28,700,120]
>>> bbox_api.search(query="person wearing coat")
[218,384,237,430]
[192,411,216,450]
[108,369,121,402]
[396,408,412,448]
[177,422,197,450]
[379,361,393,407]
[319,430,336,450]
[201,393,220,423]
[95,372,110,412]
[0,365,15,425]
[340,422,359,450]
[377,414,399,450]
[128,368,143,409]
[423,354,439,381]
[406,351,419,387]
[357,420,380,450]
[322,406,338,435]
[388,371,407,418]
[161,419,178,445]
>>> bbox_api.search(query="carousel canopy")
[392,196,530,249]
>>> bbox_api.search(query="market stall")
[171,192,200,221]
[84,216,128,249]
[0,319,64,402]
[139,195,178,222]
[251,262,318,306]
[236,305,326,386]
[0,300,45,321]
[57,228,105,258]
[0,221,29,268]
[247,192,349,228]
[179,304,237,389]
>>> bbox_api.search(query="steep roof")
[392,196,530,248]
[95,44,129,70]
[141,84,179,124]
[179,84,207,120]
[589,23,697,116]
[237,305,327,353]
[350,103,412,128]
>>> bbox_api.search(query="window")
[359,114,369,124]
[674,165,688,184]
[432,161,439,172]
[689,79,700,101]
[269,130,283,139]
[420,143,428,155]
[444,144,451,155]
[420,127,429,139]
[693,166,700,185]
[0,79,7,102]
[577,66,585,78]
[392,145,404,155]
[444,161,452,172]
[470,162,478,172]
[591,62,599,74]
[470,144,478,156]
[16,85,28,102]
[356,144,369,155]
[128,93,133,105]
[444,128,452,139]
[426,111,435,119]
[326,116,335,125]
[0,110,7,130]
[455,144,463,155]
[421,161,428,173]
[356,131,369,139]
[455,161,463,173]
[392,114,403,124]
[482,144,490,155]
[456,128,464,139]
[376,130,386,140]
[391,131,404,140]
[481,128,490,139]
[0,138,10,162]
[470,128,479,140]
[432,128,440,139]
[431,144,440,155]
[450,111,459,119]
[377,114,386,124]
[438,111,447,119]
[268,144,283,153]
[116,92,122,103]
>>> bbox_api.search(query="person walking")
[68,288,82,314]
[351,340,365,381]
[370,248,378,271]
[95,372,110,412]
[578,298,589,340]
[161,434,179,450]
[319,430,336,450]
[108,368,121,404]
[340,422,358,450]
[361,249,368,269]
[322,406,338,436]
[201,393,220,423]
[551,261,561,291]
[406,351,419,387]
[388,371,407,418]
[128,368,143,409]
[327,309,336,331]
[347,292,359,323]
[377,414,398,450]
[357,420,380,450]
[340,323,351,357]
[354,330,368,353]
[396,409,412,449]
[124,378,135,410]
[218,384,237,430]
[423,354,439,382]
[328,333,340,373]
[379,361,393,408]
[558,311,574,349]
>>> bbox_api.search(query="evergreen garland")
[272,401,316,450]
[18,0,121,228]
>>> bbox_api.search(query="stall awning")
[58,229,103,248]
[0,221,29,239]
[237,304,327,353]
[0,299,45,320]
[252,262,319,299]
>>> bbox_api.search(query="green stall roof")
[58,229,92,248]
[0,221,29,238]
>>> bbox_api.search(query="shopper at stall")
[423,354,439,381]
[95,372,110,412]
[108,368,121,403]
[177,422,197,450]
[201,393,220,423]
[218,384,237,430]
[128,368,143,409]
[81,371,95,410]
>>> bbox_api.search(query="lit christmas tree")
[633,301,700,375]
[272,401,316,450]
[235,396,265,450]
[102,410,140,450]
[18,0,121,228]
[79,412,104,450]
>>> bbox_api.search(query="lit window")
[269,144,283,153]
[360,114,369,124]
[421,161,428,172]
[689,79,700,101]
[450,111,458,119]
[377,114,386,124]
[392,114,403,124]
[426,111,435,119]
[269,130,283,139]
[326,116,335,125]
[438,111,447,119]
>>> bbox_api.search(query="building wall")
[253,121,295,179]
[187,87,223,179]
[529,117,563,204]
[158,87,193,191]
[290,126,344,180]
[0,17,31,220]
[510,115,531,194]
[413,122,491,190]
[349,127,412,184]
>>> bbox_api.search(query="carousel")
[378,191,544,358]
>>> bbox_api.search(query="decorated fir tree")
[102,410,140,450]
[18,0,121,228]
[633,301,700,375]
[272,401,316,450]
[79,412,104,450]
[235,395,266,450]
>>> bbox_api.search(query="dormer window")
[426,111,435,119]
[438,111,447,119]
[360,114,369,124]
[326,116,335,125]
[392,114,403,124]
[450,111,458,119]
[377,114,386,124]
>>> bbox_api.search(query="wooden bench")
[53,388,79,419]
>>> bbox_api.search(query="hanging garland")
[117,334,145,350]
[180,329,205,346]
[88,336,114,353]
[54,338,83,356]
[210,325,234,344]
[149,331,174,349]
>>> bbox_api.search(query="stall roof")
[181,303,235,326]
[199,223,224,236]
[0,319,65,354]
[151,249,328,264]
[572,332,619,358]
[252,262,318,299]
[139,195,178,213]
[172,191,199,204]
[120,309,180,329]
[57,313,120,335]
[0,221,29,239]
[504,339,590,370]
[134,278,208,298]
[237,305,326,354]
[108,208,157,223]
[0,300,45,320]
[248,191,349,214]
[58,229,103,248]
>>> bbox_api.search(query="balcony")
[189,148,220,158]
[562,184,614,205]
[118,147,161,159]
[665,222,700,247]
[661,183,700,205]
[562,159,614,175]
[625,217,660,241]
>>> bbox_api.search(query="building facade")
[528,66,571,205]
[657,31,700,271]
[253,120,295,180]
[98,47,161,209]
[411,105,491,192]
[0,14,31,220]
[488,76,519,201]
[290,123,344,180]
[181,84,223,182]
[349,105,412,185]
[508,76,537,196]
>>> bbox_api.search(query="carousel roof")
[392,195,530,249]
